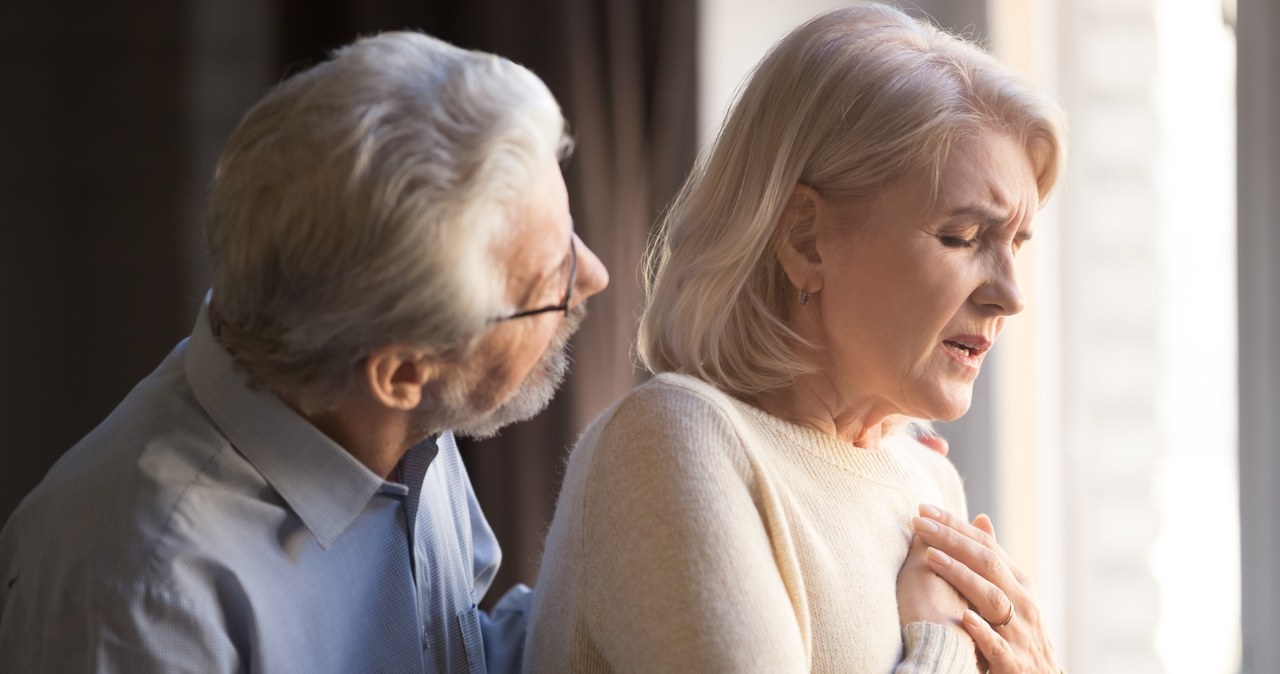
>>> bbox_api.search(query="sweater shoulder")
[599,372,746,440]
[627,371,744,413]
[889,433,969,517]
[572,372,761,484]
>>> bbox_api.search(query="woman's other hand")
[896,530,974,644]
[911,504,1062,674]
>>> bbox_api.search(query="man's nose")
[570,233,610,307]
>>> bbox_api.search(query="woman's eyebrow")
[946,205,1008,227]
[944,206,1034,243]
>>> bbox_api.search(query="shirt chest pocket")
[457,604,487,674]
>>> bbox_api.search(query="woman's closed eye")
[938,235,979,249]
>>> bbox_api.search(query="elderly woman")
[525,4,1065,673]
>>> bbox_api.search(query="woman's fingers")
[915,434,950,456]
[919,504,995,550]
[972,512,995,537]
[914,504,1024,584]
[963,610,1016,670]
[912,504,1026,626]
[920,505,1063,673]
[922,545,1015,628]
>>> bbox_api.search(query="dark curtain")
[1,1,194,518]
[2,0,697,606]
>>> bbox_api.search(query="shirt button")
[422,626,431,650]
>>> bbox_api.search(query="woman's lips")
[941,335,992,365]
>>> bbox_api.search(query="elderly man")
[0,31,606,673]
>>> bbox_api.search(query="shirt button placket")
[418,553,432,651]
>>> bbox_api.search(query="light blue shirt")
[0,305,529,673]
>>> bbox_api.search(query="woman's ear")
[773,183,826,294]
[363,345,438,411]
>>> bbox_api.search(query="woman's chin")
[906,388,972,422]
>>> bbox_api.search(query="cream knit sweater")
[525,373,980,673]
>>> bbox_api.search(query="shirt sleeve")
[481,583,531,674]
[1,579,242,674]
[455,428,529,674]
[576,383,809,673]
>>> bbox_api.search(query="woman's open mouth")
[941,335,991,364]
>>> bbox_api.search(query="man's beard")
[414,303,586,440]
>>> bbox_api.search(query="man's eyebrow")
[546,250,571,279]
[538,231,574,279]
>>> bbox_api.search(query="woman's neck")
[749,373,895,448]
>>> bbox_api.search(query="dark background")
[0,0,697,600]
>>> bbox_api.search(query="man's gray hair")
[205,31,570,411]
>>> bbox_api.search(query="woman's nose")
[972,258,1026,316]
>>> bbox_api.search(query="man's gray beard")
[414,303,585,440]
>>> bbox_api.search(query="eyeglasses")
[491,233,577,323]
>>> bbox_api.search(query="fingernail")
[920,503,942,518]
[912,516,938,534]
[964,609,984,627]
[926,547,952,566]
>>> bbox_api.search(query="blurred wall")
[1237,0,1280,669]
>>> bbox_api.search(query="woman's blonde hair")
[206,32,569,410]
[637,2,1065,398]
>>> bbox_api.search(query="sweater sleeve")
[896,622,981,674]
[577,381,809,673]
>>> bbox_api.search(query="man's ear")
[773,183,826,295]
[363,345,439,411]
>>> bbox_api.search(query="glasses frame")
[491,233,577,323]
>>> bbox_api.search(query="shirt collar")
[183,299,408,549]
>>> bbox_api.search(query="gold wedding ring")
[994,604,1015,629]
